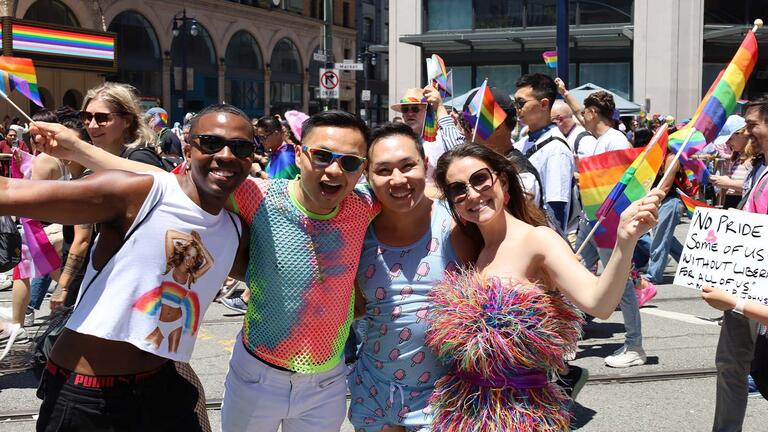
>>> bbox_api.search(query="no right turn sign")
[319,68,340,99]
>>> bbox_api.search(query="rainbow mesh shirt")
[232,178,379,373]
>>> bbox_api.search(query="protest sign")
[674,207,768,304]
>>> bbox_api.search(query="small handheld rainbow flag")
[0,56,43,107]
[542,50,558,69]
[578,146,645,221]
[591,125,668,248]
[677,189,711,218]
[463,79,507,142]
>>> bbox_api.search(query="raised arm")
[555,78,585,126]
[0,170,154,226]
[536,188,663,318]
[29,122,165,174]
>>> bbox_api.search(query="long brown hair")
[434,143,548,241]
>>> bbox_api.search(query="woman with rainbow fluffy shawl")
[428,144,662,431]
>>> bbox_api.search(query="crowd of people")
[0,71,764,432]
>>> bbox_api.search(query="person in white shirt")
[513,74,575,233]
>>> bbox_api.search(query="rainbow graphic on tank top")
[133,281,201,335]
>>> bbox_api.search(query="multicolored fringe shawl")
[426,271,584,432]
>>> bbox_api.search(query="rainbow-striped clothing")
[232,178,379,373]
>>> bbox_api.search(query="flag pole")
[574,123,668,254]
[655,126,697,190]
[752,18,763,34]
[0,91,34,124]
[471,79,487,143]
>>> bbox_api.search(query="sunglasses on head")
[446,167,497,204]
[191,134,255,158]
[79,111,123,126]
[302,145,366,173]
[401,105,422,114]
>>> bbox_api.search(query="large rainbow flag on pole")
[463,79,507,142]
[591,126,668,248]
[0,56,43,107]
[669,30,757,159]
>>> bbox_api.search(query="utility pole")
[323,0,334,110]
[556,0,569,86]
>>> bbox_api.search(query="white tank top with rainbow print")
[66,172,241,362]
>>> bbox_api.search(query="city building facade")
[389,0,768,120]
[0,0,358,121]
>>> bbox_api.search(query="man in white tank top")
[19,105,253,431]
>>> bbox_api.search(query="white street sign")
[361,90,371,102]
[335,62,364,71]
[319,68,340,99]
[313,52,327,62]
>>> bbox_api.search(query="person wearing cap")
[391,86,465,183]
[145,107,182,158]
[709,115,751,209]
[513,73,574,233]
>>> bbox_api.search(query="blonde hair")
[82,82,156,150]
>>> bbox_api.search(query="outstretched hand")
[617,188,664,242]
[554,77,569,96]
[701,286,738,311]
[29,121,89,162]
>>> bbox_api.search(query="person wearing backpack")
[513,74,574,234]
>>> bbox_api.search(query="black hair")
[746,96,768,123]
[632,127,652,148]
[434,143,548,241]
[302,110,371,149]
[256,115,282,134]
[515,73,558,109]
[32,109,58,123]
[369,122,424,159]
[189,104,253,139]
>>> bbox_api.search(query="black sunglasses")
[79,111,124,126]
[302,145,366,172]
[446,167,497,204]
[191,134,255,158]
[401,105,423,114]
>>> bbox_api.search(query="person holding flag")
[391,86,464,185]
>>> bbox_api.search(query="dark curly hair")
[434,143,548,242]
[584,90,616,121]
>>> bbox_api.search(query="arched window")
[170,21,217,121]
[107,11,162,100]
[225,31,264,118]
[23,0,79,27]
[270,38,303,115]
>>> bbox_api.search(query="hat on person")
[284,110,309,140]
[713,115,746,146]
[390,88,428,113]
[144,107,168,128]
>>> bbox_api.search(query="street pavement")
[1,220,768,431]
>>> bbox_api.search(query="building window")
[578,0,632,25]
[579,63,631,100]
[106,11,161,99]
[450,66,472,98]
[476,65,522,95]
[225,31,265,118]
[528,64,577,89]
[705,0,768,25]
[475,0,523,29]
[286,0,304,13]
[363,17,374,42]
[343,2,351,27]
[270,38,303,114]
[426,0,472,31]
[23,0,79,27]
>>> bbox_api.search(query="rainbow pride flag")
[464,79,507,141]
[422,104,437,142]
[677,189,711,218]
[669,31,757,160]
[591,126,668,248]
[426,54,452,98]
[0,56,42,107]
[543,50,558,69]
[578,147,645,221]
[266,143,300,179]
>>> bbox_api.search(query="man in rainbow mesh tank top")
[221,111,381,432]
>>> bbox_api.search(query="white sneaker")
[0,323,28,362]
[24,308,34,327]
[604,345,647,368]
